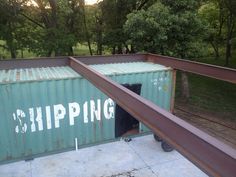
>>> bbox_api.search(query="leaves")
[124,1,205,58]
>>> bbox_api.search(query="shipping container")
[0,62,175,164]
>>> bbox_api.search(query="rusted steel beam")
[69,56,236,177]
[74,53,146,65]
[147,53,236,84]
[170,70,177,113]
[0,54,146,69]
[1,53,236,85]
[0,57,68,70]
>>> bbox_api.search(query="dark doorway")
[115,83,142,138]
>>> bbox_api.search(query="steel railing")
[1,54,236,176]
[69,55,236,177]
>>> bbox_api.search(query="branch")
[20,13,45,28]
[137,0,149,10]
[34,0,51,28]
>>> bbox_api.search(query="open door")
[115,83,142,138]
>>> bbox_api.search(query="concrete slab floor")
[0,135,208,177]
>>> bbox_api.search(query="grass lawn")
[195,56,236,69]
[175,53,236,121]
[0,41,98,59]
[73,43,97,56]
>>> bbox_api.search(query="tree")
[0,0,86,57]
[199,0,235,65]
[99,0,156,54]
[124,3,171,54]
[0,0,26,58]
[125,0,205,99]
[94,6,103,55]
[80,0,93,55]
[31,0,84,56]
[199,1,225,59]
[159,0,205,99]
[224,0,235,66]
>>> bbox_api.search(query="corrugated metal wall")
[109,70,173,132]
[0,64,174,164]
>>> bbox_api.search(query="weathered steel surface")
[0,54,146,70]
[74,54,146,65]
[0,67,115,163]
[0,66,80,83]
[147,53,236,84]
[1,53,236,84]
[91,62,174,132]
[0,57,68,70]
[0,62,174,164]
[69,57,236,177]
[1,54,236,175]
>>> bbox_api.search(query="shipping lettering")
[12,98,114,134]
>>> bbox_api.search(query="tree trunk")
[47,50,53,57]
[10,48,16,59]
[125,45,130,54]
[181,71,190,100]
[55,50,59,56]
[96,36,102,55]
[112,46,116,54]
[117,44,122,54]
[86,33,93,56]
[225,12,234,66]
[130,45,135,53]
[81,1,93,56]
[8,40,17,59]
[21,49,24,58]
[97,41,102,55]
[96,26,102,55]
[225,39,231,66]
[210,42,219,60]
[96,16,103,55]
[160,46,165,55]
[68,46,74,56]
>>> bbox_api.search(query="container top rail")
[1,54,236,177]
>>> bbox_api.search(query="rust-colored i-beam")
[147,53,236,84]
[69,57,236,177]
[1,54,236,84]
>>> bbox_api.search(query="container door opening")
[115,84,142,138]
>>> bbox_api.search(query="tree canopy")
[0,0,235,65]
[124,0,206,58]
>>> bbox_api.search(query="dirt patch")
[174,102,236,149]
[101,169,139,177]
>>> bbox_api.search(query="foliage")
[30,0,85,56]
[0,0,88,57]
[99,0,156,54]
[0,0,235,61]
[124,0,206,58]
[0,0,26,58]
[199,0,236,65]
[124,3,170,53]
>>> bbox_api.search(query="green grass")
[175,54,236,121]
[194,51,236,69]
[0,41,98,59]
[73,43,97,56]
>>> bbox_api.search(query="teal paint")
[0,62,174,164]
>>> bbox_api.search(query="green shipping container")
[0,62,175,164]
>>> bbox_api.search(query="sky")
[85,0,102,5]
[28,0,102,6]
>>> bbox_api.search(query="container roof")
[0,66,80,84]
[90,62,170,75]
[0,62,170,84]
